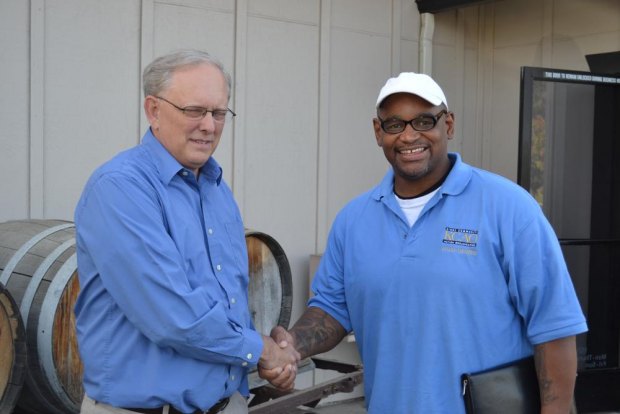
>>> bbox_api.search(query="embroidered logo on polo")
[442,226,478,255]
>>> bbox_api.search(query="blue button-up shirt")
[74,130,262,412]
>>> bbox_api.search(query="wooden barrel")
[245,230,293,335]
[0,282,27,413]
[0,219,82,414]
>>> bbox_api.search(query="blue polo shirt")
[309,153,587,413]
[74,130,262,412]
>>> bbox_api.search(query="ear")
[373,118,383,147]
[144,95,160,129]
[445,111,455,139]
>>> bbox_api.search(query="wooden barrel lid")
[245,230,293,335]
[0,282,27,413]
[0,219,82,414]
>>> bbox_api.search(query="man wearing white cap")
[262,72,587,413]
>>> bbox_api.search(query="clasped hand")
[258,326,299,390]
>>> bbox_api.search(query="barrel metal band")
[0,223,75,285]
[38,252,79,412]
[19,238,76,327]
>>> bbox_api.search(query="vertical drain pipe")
[419,12,435,75]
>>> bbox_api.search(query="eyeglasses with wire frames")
[155,96,236,123]
[377,109,448,134]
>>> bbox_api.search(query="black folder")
[461,356,540,414]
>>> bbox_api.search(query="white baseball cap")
[376,72,448,110]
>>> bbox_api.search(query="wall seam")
[29,0,45,219]
[139,0,154,141]
[233,0,248,216]
[454,8,466,155]
[391,0,402,74]
[316,0,331,254]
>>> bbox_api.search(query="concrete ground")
[291,397,367,413]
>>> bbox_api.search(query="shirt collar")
[142,129,223,185]
[372,152,471,201]
[440,153,471,196]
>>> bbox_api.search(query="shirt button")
[230,298,236,305]
[230,375,235,381]
[216,264,222,271]
[246,353,253,360]
[242,361,248,367]
[181,171,188,176]
[208,228,213,234]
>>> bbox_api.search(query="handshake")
[258,326,300,390]
[256,307,347,390]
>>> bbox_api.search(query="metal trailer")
[248,358,364,414]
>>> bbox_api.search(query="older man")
[75,50,298,414]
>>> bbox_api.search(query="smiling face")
[144,63,230,176]
[373,93,454,197]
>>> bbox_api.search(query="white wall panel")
[459,47,481,163]
[157,0,234,10]
[43,0,142,219]
[332,0,391,34]
[489,44,538,180]
[248,0,320,25]
[400,39,419,72]
[319,0,420,251]
[493,0,544,48]
[553,0,620,37]
[244,13,320,319]
[152,2,235,61]
[434,9,458,46]
[456,8,480,163]
[433,43,458,107]
[553,33,620,71]
[432,42,461,150]
[463,6,480,50]
[152,1,236,183]
[0,0,29,221]
[401,0,421,41]
[326,28,391,233]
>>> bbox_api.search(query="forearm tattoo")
[535,344,558,405]
[290,307,347,359]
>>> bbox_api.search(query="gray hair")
[142,49,232,100]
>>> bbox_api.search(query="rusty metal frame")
[248,358,364,414]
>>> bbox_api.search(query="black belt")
[124,398,229,414]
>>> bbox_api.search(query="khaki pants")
[80,392,248,414]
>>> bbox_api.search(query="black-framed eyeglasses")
[155,96,236,123]
[378,109,448,134]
